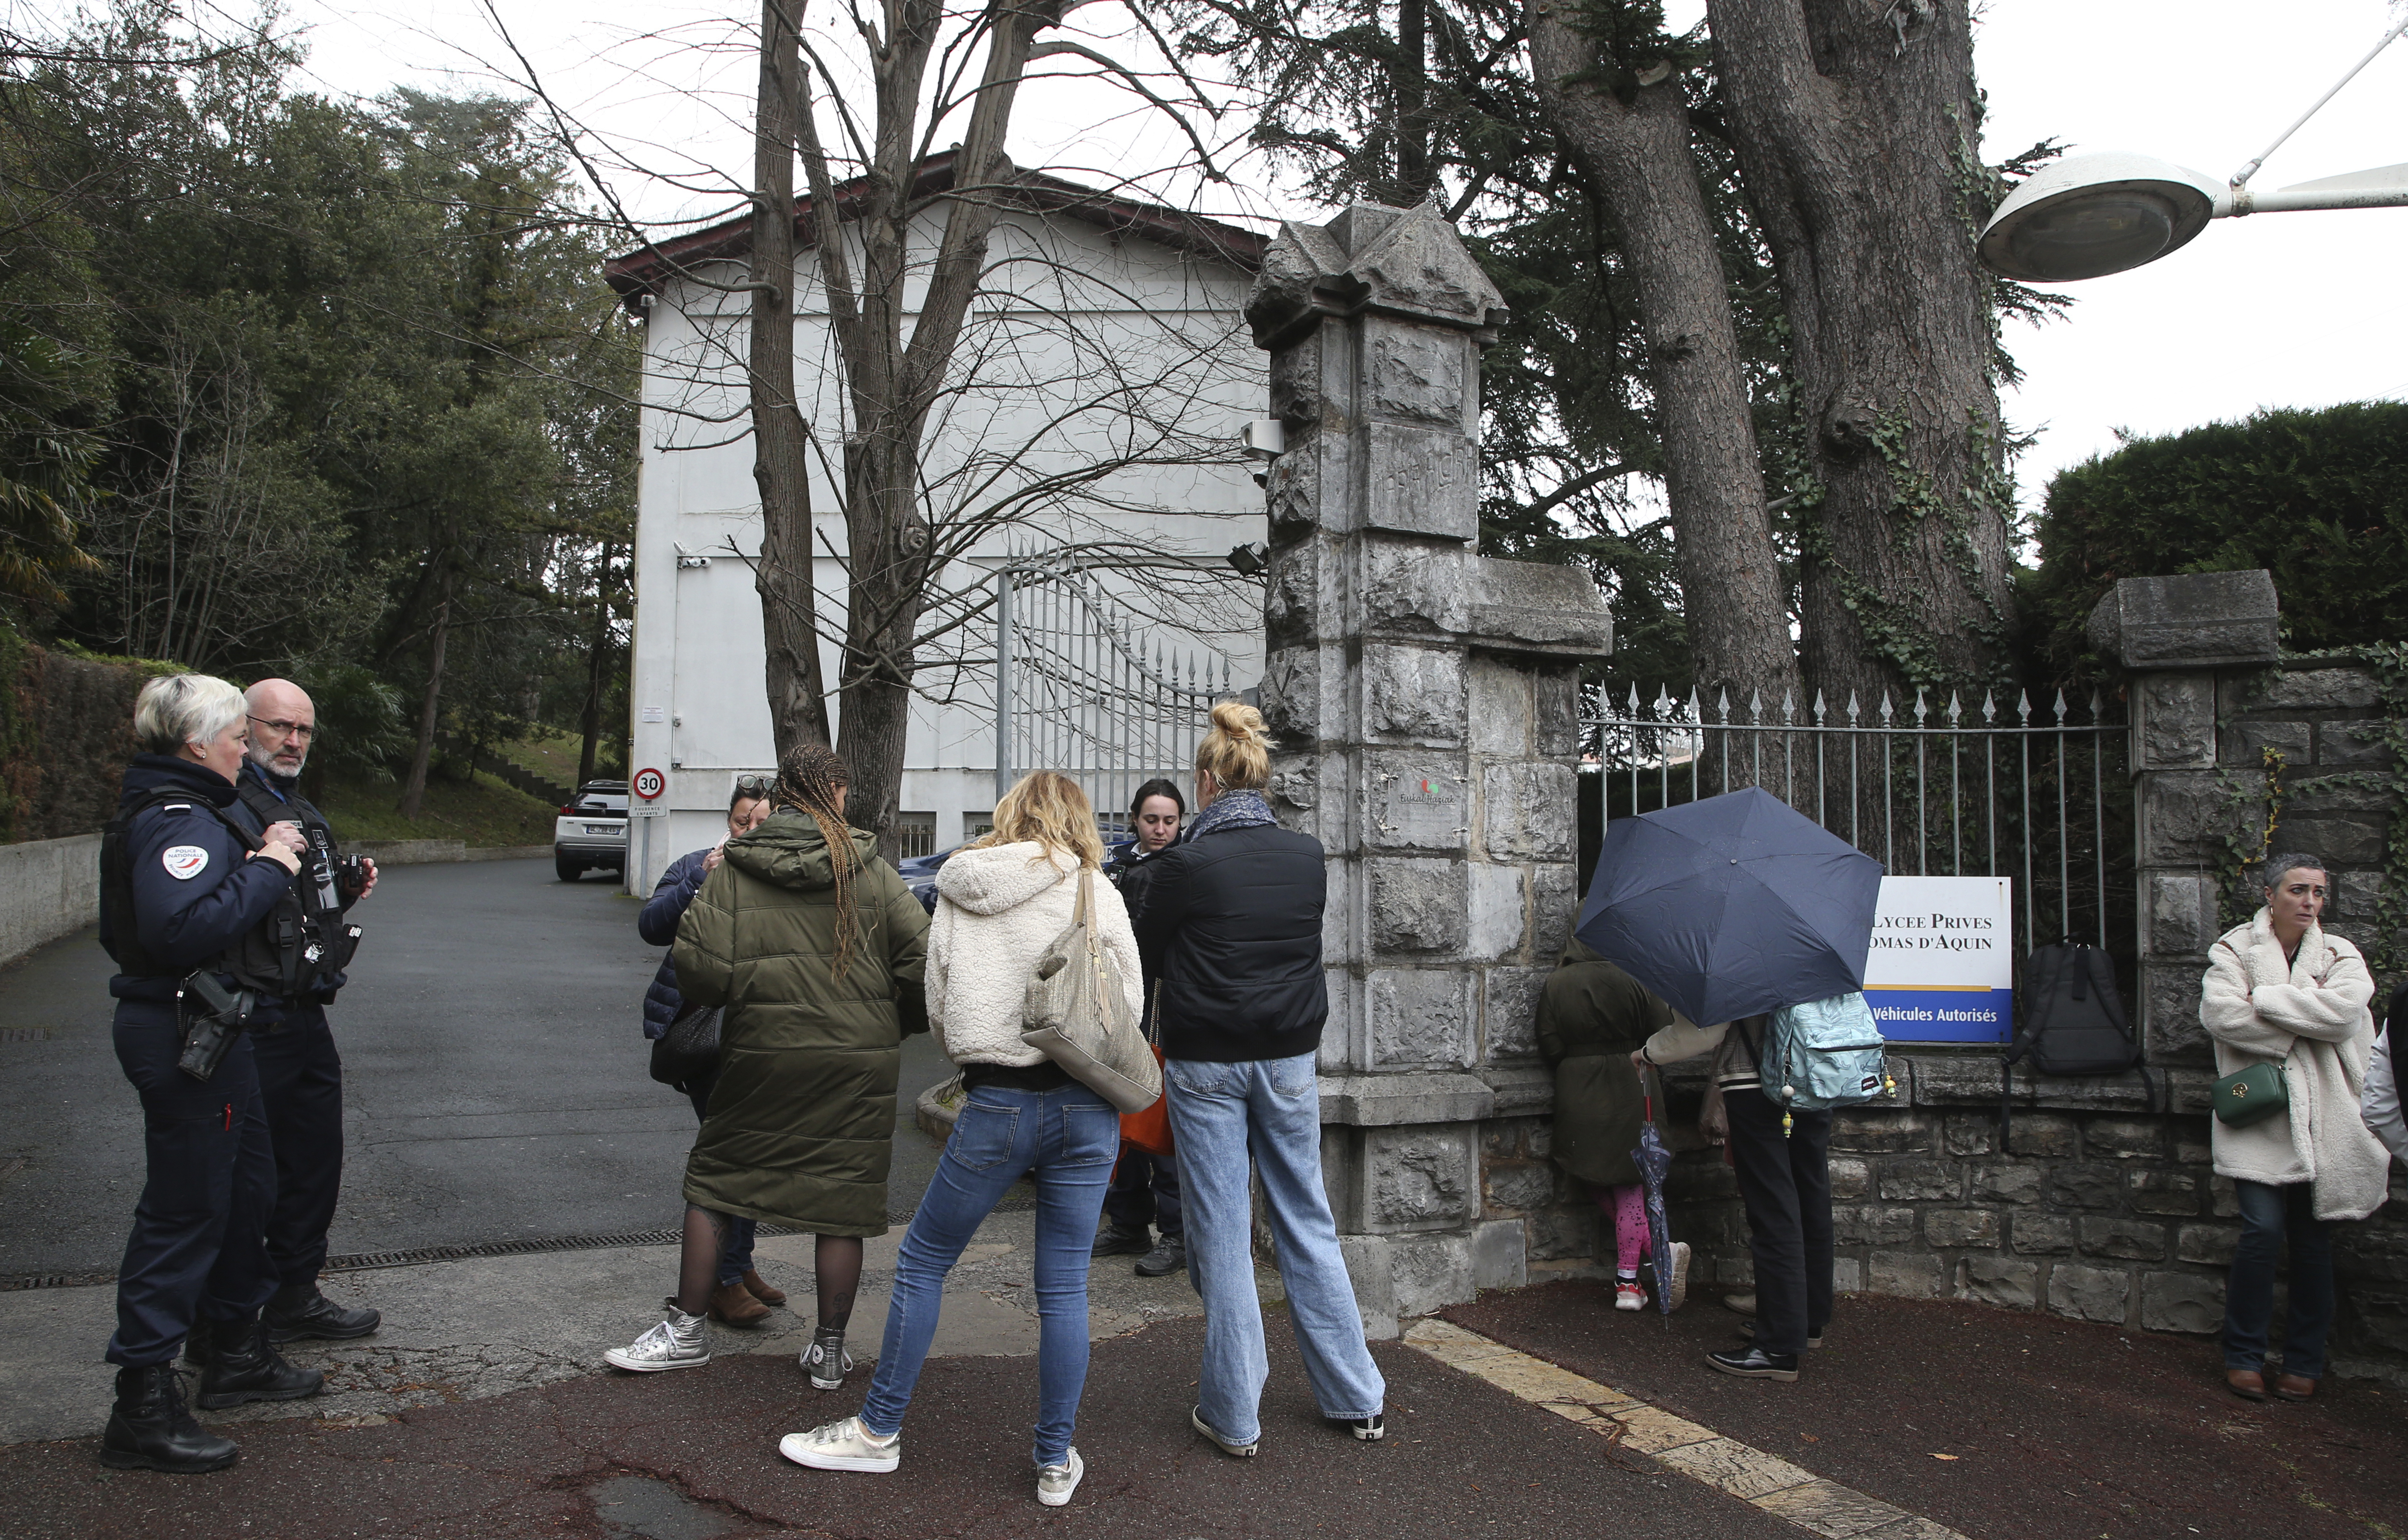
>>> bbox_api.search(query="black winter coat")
[1133,820,1326,1063]
[639,847,711,1038]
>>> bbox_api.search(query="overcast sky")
[275,0,2408,514]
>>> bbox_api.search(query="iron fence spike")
[2089,688,2103,717]
[1982,689,1996,723]
[1782,689,1796,724]
[2053,687,2068,722]
[1947,690,1963,723]
[1879,691,1894,724]
[1814,689,1828,725]
[1716,687,1731,724]
[1913,687,1928,725]
[2015,689,2030,723]
[1846,690,1860,724]
[1749,689,1764,724]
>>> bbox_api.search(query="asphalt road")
[0,858,953,1280]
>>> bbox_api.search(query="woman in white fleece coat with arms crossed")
[2199,853,2389,1404]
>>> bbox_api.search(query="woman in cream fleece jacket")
[783,771,1143,1505]
[2199,853,2389,1402]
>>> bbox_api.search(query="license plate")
[586,824,619,836]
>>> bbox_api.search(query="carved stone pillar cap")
[1246,200,1511,351]
[2087,569,2279,670]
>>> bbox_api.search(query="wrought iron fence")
[1583,684,2134,966]
[994,559,1232,832]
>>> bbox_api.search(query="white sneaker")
[779,1415,901,1474]
[1663,1241,1692,1311]
[604,1306,710,1372]
[1614,1280,1646,1311]
[799,1330,854,1391]
[1036,1447,1084,1507]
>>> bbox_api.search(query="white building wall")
[624,204,1266,891]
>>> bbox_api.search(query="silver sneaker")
[779,1415,900,1473]
[604,1305,710,1373]
[1036,1447,1084,1507]
[800,1328,853,1391]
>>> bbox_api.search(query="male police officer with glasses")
[231,679,382,1346]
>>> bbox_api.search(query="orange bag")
[1120,985,1174,1156]
[1120,1045,1173,1156]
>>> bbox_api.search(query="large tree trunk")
[1706,0,2014,709]
[396,576,451,821]
[576,542,616,786]
[1530,7,1801,713]
[752,0,834,761]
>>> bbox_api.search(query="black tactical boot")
[194,1317,325,1409]
[100,1364,238,1474]
[262,1282,381,1344]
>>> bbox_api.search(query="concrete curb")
[0,834,99,969]
[1402,1318,1970,1540]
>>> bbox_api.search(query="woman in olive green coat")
[603,744,929,1386]
[1536,939,1679,1311]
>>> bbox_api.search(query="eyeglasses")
[247,715,315,741]
[733,774,773,795]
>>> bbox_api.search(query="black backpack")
[2001,940,2149,1137]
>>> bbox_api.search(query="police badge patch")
[162,845,210,880]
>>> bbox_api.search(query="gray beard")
[248,749,305,789]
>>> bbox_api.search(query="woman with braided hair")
[603,744,930,1388]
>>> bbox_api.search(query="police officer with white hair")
[236,678,381,1345]
[95,674,331,1473]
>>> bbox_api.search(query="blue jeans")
[860,1082,1119,1466]
[1164,1052,1385,1442]
[2225,1178,2336,1380]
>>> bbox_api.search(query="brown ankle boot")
[709,1280,770,1326]
[740,1269,786,1307]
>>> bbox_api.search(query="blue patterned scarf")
[1184,786,1276,843]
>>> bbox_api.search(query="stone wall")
[1246,200,1612,1335]
[1471,572,2408,1378]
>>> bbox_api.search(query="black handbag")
[648,1002,723,1088]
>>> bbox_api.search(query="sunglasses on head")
[734,774,774,795]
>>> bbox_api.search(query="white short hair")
[132,674,247,756]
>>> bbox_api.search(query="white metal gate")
[993,560,1233,830]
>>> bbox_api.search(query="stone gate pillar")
[1245,203,1613,1335]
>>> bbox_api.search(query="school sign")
[1865,876,2013,1044]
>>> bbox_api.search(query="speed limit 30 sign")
[632,767,666,801]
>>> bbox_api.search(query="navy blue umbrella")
[1630,1081,1676,1317]
[1575,787,1883,1026]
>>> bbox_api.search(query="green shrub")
[2022,400,2408,682]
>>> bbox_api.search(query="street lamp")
[1978,15,2408,283]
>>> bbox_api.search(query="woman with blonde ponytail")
[603,744,930,1396]
[1134,701,1387,1458]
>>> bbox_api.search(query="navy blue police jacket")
[637,847,712,1039]
[101,755,299,1007]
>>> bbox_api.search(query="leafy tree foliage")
[0,1,635,791]
[2024,400,2408,682]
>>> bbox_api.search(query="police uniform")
[235,758,377,1339]
[97,753,327,1474]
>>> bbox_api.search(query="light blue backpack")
[1758,993,1895,1132]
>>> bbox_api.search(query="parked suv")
[554,780,629,881]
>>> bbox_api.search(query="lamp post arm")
[2228,13,2408,190]
[2217,164,2408,218]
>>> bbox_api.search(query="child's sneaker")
[1614,1279,1646,1311]
[1036,1447,1084,1506]
[1662,1241,1692,1311]
[779,1415,900,1473]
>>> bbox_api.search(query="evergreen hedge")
[2022,400,2408,680]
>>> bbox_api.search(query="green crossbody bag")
[2212,1056,2290,1128]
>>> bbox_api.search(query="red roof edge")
[601,150,1267,313]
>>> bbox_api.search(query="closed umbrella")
[1630,1075,1676,1317]
[1575,787,1882,1026]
